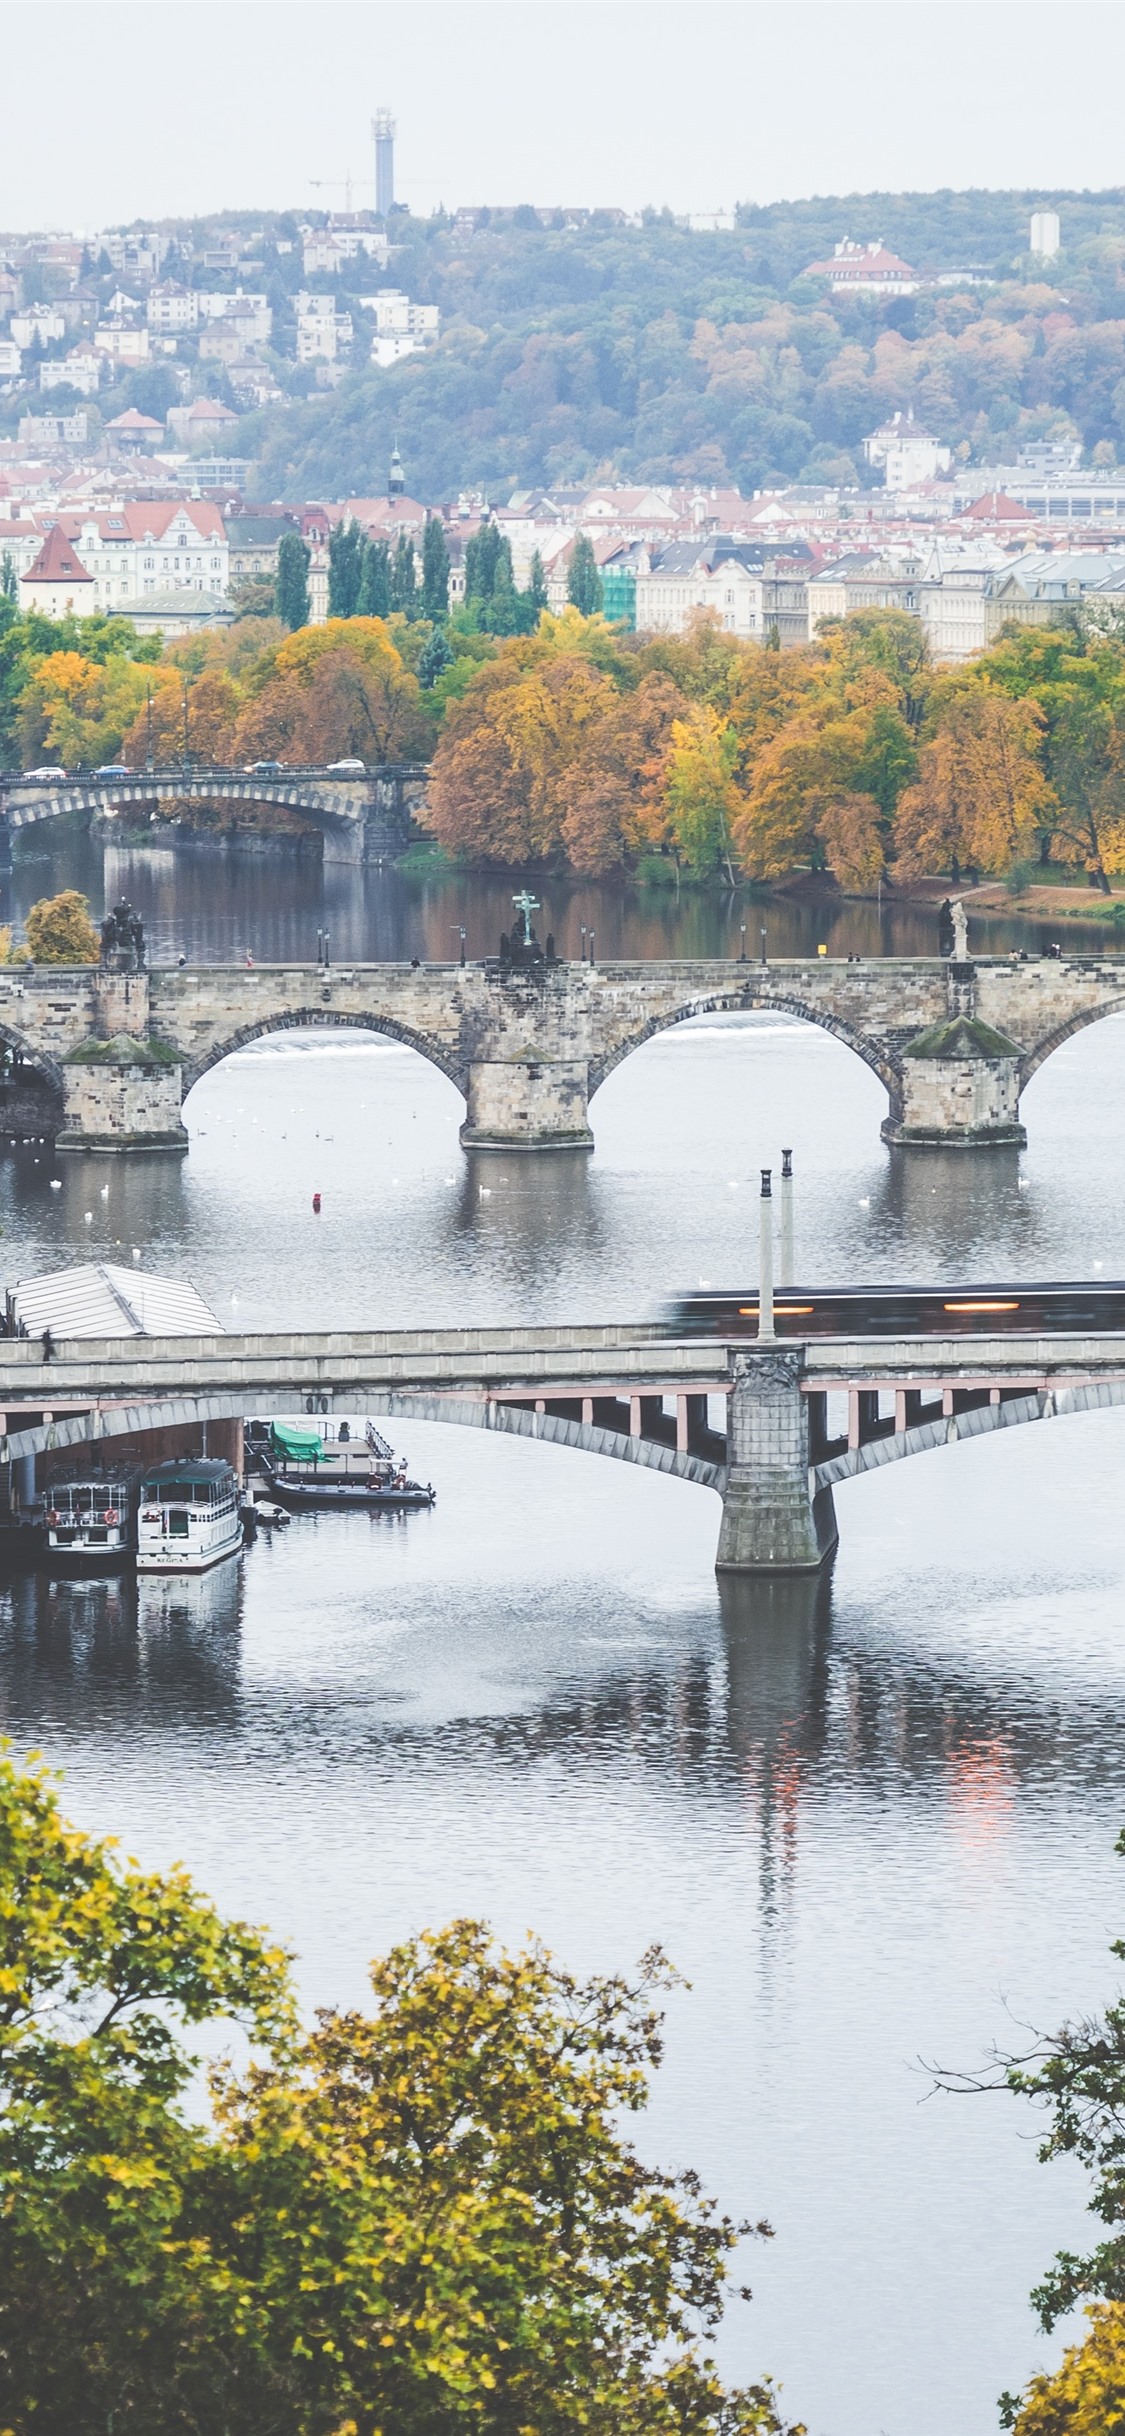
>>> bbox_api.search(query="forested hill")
[250,186,1125,504]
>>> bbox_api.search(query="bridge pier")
[460,1058,594,1150]
[881,966,1026,1149]
[716,1347,837,1576]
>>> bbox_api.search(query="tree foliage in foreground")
[23,888,100,963]
[0,1746,799,2436]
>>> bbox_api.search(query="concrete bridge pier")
[881,962,1026,1149]
[716,1346,837,1575]
[460,1058,594,1150]
[56,971,188,1155]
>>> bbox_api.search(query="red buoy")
[312,1191,322,1213]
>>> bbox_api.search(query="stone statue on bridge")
[498,890,556,971]
[99,900,146,973]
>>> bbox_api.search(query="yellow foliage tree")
[1008,2305,1125,2433]
[663,704,741,877]
[895,690,1056,878]
[24,890,100,964]
[16,652,152,770]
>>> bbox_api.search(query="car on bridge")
[92,762,130,780]
[326,758,366,773]
[23,765,67,781]
[245,759,285,774]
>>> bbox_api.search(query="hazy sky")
[2,1,1124,230]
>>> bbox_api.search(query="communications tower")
[372,110,396,218]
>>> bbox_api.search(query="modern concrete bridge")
[0,765,427,864]
[3,947,1125,1155]
[3,1319,1125,1575]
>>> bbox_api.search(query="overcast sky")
[2,1,1124,231]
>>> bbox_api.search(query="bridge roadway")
[3,1321,1124,1574]
[0,765,427,864]
[4,948,1125,1155]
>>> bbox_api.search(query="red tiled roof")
[107,408,164,432]
[963,491,1035,520]
[24,523,93,584]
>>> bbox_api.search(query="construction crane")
[309,175,357,214]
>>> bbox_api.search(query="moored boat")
[43,1474,134,1573]
[255,1419,435,1512]
[136,1459,244,1573]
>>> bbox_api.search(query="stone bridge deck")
[0,950,1124,1155]
[3,1322,1125,1575]
[0,765,428,863]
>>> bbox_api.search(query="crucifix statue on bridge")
[499,890,556,970]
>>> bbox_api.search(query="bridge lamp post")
[760,926,768,966]
[758,1169,775,1341]
[579,924,587,962]
[779,1148,794,1287]
[739,924,746,961]
[450,925,466,967]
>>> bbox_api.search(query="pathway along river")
[5,839,1125,2434]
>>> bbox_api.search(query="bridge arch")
[587,989,901,1106]
[814,1376,1125,1492]
[179,1009,467,1100]
[1018,995,1125,1090]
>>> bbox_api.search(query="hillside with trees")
[248,188,1125,501]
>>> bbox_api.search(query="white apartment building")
[40,345,101,394]
[147,281,199,332]
[302,223,390,276]
[95,229,170,278]
[296,292,353,362]
[0,502,229,612]
[863,411,952,489]
[635,539,766,637]
[0,339,22,381]
[368,289,439,341]
[95,319,151,364]
[10,303,66,348]
[372,333,418,366]
[197,289,272,345]
[807,552,922,634]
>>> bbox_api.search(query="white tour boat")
[44,1476,133,1572]
[136,1459,244,1573]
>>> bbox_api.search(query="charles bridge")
[0,947,1122,1155]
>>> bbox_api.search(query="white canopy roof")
[9,1262,222,1340]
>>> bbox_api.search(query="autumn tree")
[119,667,242,768]
[1006,2307,1125,2434]
[0,1746,799,2436]
[232,618,428,766]
[664,703,741,878]
[894,690,1055,879]
[15,650,153,771]
[24,890,102,963]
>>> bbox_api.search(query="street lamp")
[451,924,466,966]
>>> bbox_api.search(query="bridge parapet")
[0,764,428,864]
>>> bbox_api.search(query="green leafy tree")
[392,530,417,618]
[568,531,604,615]
[23,890,101,963]
[357,535,392,617]
[274,532,310,632]
[0,551,15,606]
[421,512,451,621]
[417,622,454,688]
[327,517,364,618]
[527,546,549,617]
[0,1747,800,2436]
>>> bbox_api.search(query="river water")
[3,838,1125,2435]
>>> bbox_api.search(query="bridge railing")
[0,765,394,788]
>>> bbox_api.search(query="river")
[2,835,1125,2436]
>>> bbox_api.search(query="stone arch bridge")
[0,1321,1122,1576]
[1,949,1124,1155]
[0,765,427,864]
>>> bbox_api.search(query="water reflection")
[10,829,1125,965]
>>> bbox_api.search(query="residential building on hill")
[807,551,922,634]
[863,411,952,488]
[803,237,918,294]
[296,293,354,362]
[147,282,199,332]
[19,522,95,618]
[2,501,229,613]
[165,397,240,447]
[634,536,812,643]
[40,344,102,394]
